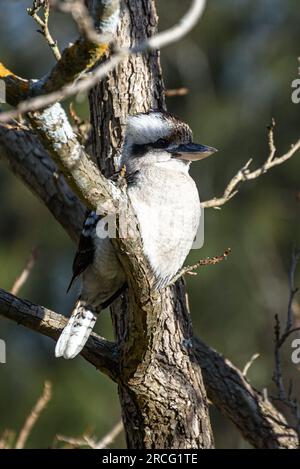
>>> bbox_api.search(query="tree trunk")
[89,0,214,449]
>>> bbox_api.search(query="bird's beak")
[170,143,218,162]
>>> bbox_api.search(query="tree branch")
[15,381,52,449]
[56,419,123,449]
[0,0,298,449]
[0,122,85,242]
[28,103,122,212]
[1,77,297,451]
[0,286,297,448]
[0,288,119,382]
[51,0,118,45]
[1,105,297,445]
[27,0,62,61]
[0,2,122,213]
[194,337,298,449]
[10,247,39,296]
[202,122,300,209]
[0,0,205,122]
[169,248,231,285]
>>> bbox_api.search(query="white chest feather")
[128,165,200,287]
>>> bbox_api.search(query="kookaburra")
[55,110,217,359]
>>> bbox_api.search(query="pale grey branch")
[0,0,206,122]
[202,125,300,210]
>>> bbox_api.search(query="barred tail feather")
[55,301,97,359]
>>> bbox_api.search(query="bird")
[55,110,217,359]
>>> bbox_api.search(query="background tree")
[0,0,299,449]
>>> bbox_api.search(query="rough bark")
[0,123,85,242]
[0,0,298,450]
[0,284,297,449]
[89,0,213,449]
[194,338,298,449]
[89,0,165,175]
[0,288,118,381]
[0,65,297,452]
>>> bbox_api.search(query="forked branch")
[27,0,61,60]
[0,285,297,448]
[169,248,231,285]
[202,121,300,209]
[0,0,206,122]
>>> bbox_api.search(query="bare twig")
[0,0,206,122]
[56,419,123,449]
[147,0,206,50]
[193,336,297,448]
[50,0,112,44]
[69,102,82,128]
[202,121,300,209]
[0,122,85,242]
[165,87,189,97]
[0,288,119,381]
[15,381,52,449]
[56,433,96,449]
[169,248,231,285]
[95,419,123,449]
[10,247,39,296]
[27,0,61,61]
[267,118,276,164]
[0,287,297,448]
[243,353,260,378]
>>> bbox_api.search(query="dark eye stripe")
[131,139,169,156]
[152,138,169,149]
[131,143,148,156]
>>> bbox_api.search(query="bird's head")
[120,110,217,171]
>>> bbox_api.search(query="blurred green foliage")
[0,0,299,449]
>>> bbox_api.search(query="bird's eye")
[154,138,168,148]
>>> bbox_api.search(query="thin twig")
[50,0,111,44]
[202,120,300,209]
[56,433,96,448]
[0,286,298,448]
[267,118,276,163]
[15,381,52,449]
[27,0,61,61]
[165,87,189,97]
[95,420,123,449]
[10,247,39,296]
[56,419,123,449]
[169,248,231,285]
[0,0,206,122]
[242,353,260,378]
